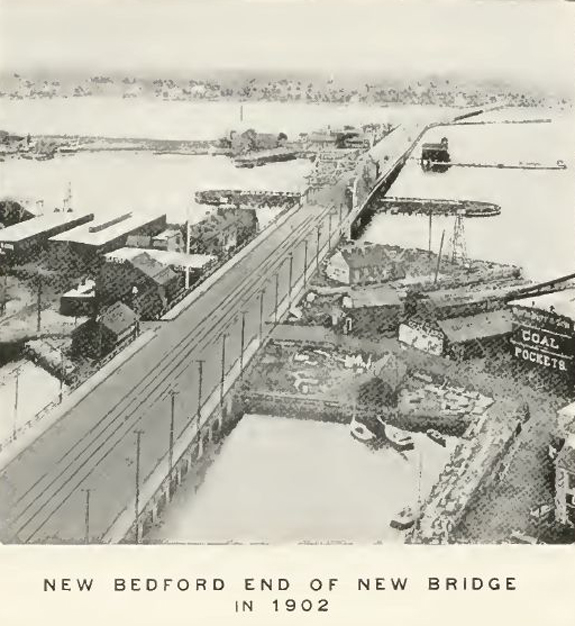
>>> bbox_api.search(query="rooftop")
[129,252,177,286]
[106,247,216,270]
[509,288,575,322]
[50,211,165,246]
[437,309,513,343]
[0,211,94,243]
[100,301,138,336]
[338,243,407,270]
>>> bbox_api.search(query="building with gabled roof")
[98,250,182,320]
[71,301,138,359]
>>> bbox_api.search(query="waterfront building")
[420,137,450,172]
[0,211,94,264]
[325,243,407,286]
[508,289,575,380]
[398,309,513,359]
[48,211,167,274]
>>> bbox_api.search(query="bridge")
[0,110,480,544]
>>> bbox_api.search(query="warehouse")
[47,211,167,273]
[509,289,575,379]
[398,309,513,359]
[0,211,94,264]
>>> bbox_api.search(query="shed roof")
[0,212,94,243]
[99,301,138,335]
[50,211,165,246]
[437,309,513,344]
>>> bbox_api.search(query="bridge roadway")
[0,112,465,543]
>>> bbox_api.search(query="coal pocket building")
[398,309,513,359]
[509,289,575,379]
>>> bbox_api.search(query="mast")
[434,229,445,284]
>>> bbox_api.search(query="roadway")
[0,116,440,543]
[0,176,349,543]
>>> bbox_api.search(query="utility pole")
[36,276,42,333]
[134,429,144,544]
[259,289,265,342]
[195,359,204,422]
[428,210,433,255]
[288,253,294,303]
[274,272,280,323]
[82,488,91,544]
[59,349,64,404]
[220,333,227,411]
[316,225,321,271]
[168,390,177,493]
[240,311,247,371]
[328,211,333,248]
[13,366,20,441]
[185,199,192,290]
[303,240,309,286]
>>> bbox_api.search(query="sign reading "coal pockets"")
[511,325,574,373]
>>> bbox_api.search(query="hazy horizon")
[1,0,573,97]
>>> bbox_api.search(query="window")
[569,472,575,491]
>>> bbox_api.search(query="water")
[0,98,429,140]
[361,117,575,281]
[150,414,456,544]
[0,151,311,225]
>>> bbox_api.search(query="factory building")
[509,289,575,379]
[0,212,94,264]
[48,211,167,274]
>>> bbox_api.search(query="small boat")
[426,429,446,447]
[385,424,414,451]
[350,417,376,443]
[390,506,416,530]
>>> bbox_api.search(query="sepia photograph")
[0,0,574,549]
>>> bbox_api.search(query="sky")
[0,0,573,91]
